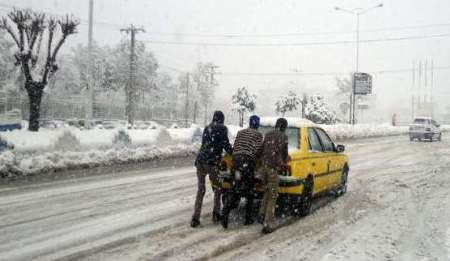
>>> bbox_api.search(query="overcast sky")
[2,0,450,122]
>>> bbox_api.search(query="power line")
[142,32,450,47]
[4,3,450,39]
[144,22,450,38]
[208,66,450,77]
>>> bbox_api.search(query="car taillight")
[219,160,228,171]
[280,164,291,176]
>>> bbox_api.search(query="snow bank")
[1,144,198,177]
[0,126,201,153]
[322,124,409,140]
[0,126,202,177]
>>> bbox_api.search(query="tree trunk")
[26,82,44,132]
[239,112,244,127]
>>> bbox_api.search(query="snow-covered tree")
[305,95,336,124]
[335,74,352,122]
[152,72,177,117]
[111,40,158,123]
[193,62,218,124]
[0,30,18,90]
[232,86,256,127]
[0,9,79,131]
[275,91,300,116]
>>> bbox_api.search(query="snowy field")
[0,135,449,260]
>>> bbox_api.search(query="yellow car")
[219,118,349,216]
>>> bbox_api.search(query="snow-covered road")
[1,136,450,261]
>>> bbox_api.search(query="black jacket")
[195,111,233,166]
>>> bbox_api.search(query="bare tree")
[0,9,79,131]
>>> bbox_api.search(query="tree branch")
[42,15,79,85]
[0,17,20,48]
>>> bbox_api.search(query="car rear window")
[413,119,431,124]
[259,126,300,151]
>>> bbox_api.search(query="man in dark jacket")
[191,110,233,228]
[221,115,263,229]
[258,118,289,234]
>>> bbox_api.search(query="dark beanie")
[249,115,260,129]
[275,118,288,132]
[212,111,225,124]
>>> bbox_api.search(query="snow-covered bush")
[113,129,131,148]
[54,130,81,151]
[275,91,300,116]
[305,95,337,124]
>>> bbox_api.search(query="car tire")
[297,176,313,217]
[336,169,348,197]
[409,136,413,142]
[438,134,442,142]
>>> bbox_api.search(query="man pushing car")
[191,111,233,228]
[221,115,263,229]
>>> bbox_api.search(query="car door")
[306,127,328,194]
[314,127,341,189]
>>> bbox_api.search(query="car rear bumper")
[219,171,304,192]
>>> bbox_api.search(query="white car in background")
[409,117,442,142]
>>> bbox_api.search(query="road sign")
[353,73,372,95]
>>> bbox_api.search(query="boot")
[190,218,200,228]
[212,212,222,223]
[221,214,229,229]
[262,226,274,234]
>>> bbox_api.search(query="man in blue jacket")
[191,111,233,228]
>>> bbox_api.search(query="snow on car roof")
[259,117,316,128]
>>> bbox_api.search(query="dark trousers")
[222,155,256,222]
[192,163,221,221]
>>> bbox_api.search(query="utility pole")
[85,0,94,127]
[193,101,198,124]
[431,60,434,117]
[335,3,383,124]
[418,61,422,109]
[412,61,415,120]
[184,73,190,127]
[120,25,145,125]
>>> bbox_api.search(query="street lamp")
[335,3,383,124]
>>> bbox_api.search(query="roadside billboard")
[353,73,372,95]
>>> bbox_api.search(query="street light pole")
[335,3,382,124]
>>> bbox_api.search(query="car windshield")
[413,119,431,125]
[258,126,300,152]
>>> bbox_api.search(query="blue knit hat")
[249,115,260,129]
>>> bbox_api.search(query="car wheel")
[409,136,413,142]
[336,169,348,196]
[438,134,442,142]
[297,177,313,217]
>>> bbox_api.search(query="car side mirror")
[336,144,345,153]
